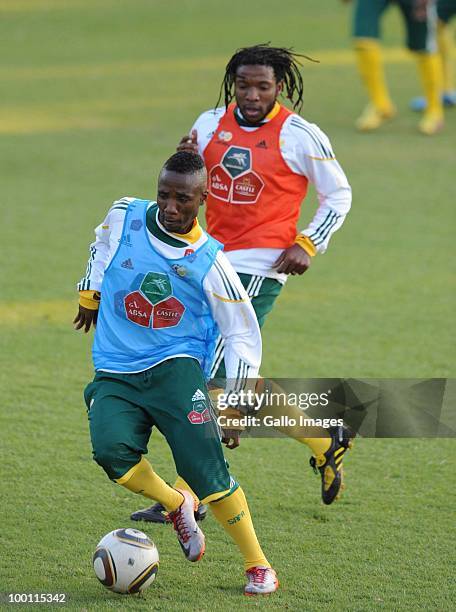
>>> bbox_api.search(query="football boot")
[244,566,279,596]
[168,490,206,562]
[418,111,444,135]
[309,425,354,505]
[355,103,396,131]
[130,501,207,524]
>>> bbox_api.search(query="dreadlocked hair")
[162,151,206,175]
[216,43,317,112]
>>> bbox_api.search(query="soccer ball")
[93,528,159,594]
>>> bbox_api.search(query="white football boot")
[244,566,279,595]
[168,490,205,562]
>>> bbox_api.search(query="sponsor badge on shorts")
[187,389,212,424]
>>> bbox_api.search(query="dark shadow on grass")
[217,584,247,596]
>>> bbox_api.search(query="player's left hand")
[73,305,98,333]
[221,429,241,449]
[273,244,311,275]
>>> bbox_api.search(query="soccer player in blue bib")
[75,152,278,595]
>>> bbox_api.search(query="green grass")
[0,1,455,610]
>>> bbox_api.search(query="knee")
[182,462,233,503]
[205,481,239,505]
[92,439,139,480]
[92,439,118,470]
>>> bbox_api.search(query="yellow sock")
[115,457,183,512]
[437,21,455,93]
[209,487,270,571]
[416,52,444,116]
[173,476,200,505]
[354,38,394,112]
[257,379,331,457]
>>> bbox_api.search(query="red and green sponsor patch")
[121,272,185,329]
[208,146,264,204]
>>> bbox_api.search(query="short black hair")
[162,151,206,175]
[216,43,316,112]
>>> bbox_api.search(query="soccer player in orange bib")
[131,44,353,525]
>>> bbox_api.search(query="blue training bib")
[92,199,222,378]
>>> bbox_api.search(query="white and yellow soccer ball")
[93,528,159,594]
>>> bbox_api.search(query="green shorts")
[84,357,232,500]
[354,0,438,52]
[211,273,283,379]
[437,0,456,23]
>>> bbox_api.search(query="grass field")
[1,1,455,610]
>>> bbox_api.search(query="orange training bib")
[203,104,309,251]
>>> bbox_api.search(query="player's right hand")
[177,129,199,153]
[73,305,98,333]
[221,429,241,449]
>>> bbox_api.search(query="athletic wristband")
[294,234,317,257]
[79,290,101,310]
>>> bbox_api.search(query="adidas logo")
[121,258,134,269]
[255,140,267,149]
[192,389,206,402]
